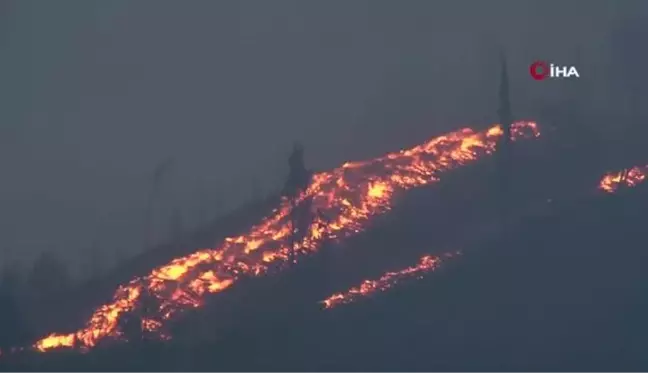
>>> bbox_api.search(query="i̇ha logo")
[529,61,580,81]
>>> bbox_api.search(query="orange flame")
[322,251,460,309]
[32,121,539,352]
[599,165,648,193]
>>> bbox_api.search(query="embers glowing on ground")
[322,251,461,309]
[322,163,648,310]
[598,165,648,193]
[32,121,539,353]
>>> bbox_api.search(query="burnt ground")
[3,137,648,371]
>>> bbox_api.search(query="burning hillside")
[322,251,461,309]
[31,121,539,353]
[320,163,648,310]
[598,165,648,193]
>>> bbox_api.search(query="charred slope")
[174,182,648,371]
[27,195,280,336]
[311,185,648,371]
[12,156,648,371]
[25,122,538,353]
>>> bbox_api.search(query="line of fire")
[1,44,647,371]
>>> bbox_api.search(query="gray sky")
[1,0,646,275]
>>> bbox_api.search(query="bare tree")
[118,285,160,344]
[496,52,513,223]
[609,19,648,161]
[282,143,313,267]
[144,158,174,249]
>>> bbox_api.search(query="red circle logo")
[530,61,549,81]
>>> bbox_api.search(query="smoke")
[0,0,646,273]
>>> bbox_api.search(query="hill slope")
[171,183,648,371]
[10,159,648,371]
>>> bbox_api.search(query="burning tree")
[31,121,540,353]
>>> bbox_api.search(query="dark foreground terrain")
[2,138,648,371]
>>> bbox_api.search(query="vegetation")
[2,20,648,371]
[1,125,647,370]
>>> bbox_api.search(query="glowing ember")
[32,121,539,352]
[322,251,460,309]
[599,165,648,193]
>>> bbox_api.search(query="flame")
[322,251,460,309]
[321,163,648,309]
[32,121,539,352]
[599,165,648,193]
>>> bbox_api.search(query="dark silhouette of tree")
[28,251,70,299]
[611,20,647,117]
[284,143,311,196]
[0,266,31,351]
[118,311,141,343]
[609,19,648,163]
[495,53,513,223]
[144,158,174,249]
[282,142,313,266]
[118,285,160,344]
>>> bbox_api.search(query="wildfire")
[319,162,648,310]
[32,121,539,353]
[322,251,460,309]
[599,165,648,193]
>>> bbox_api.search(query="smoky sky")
[1,0,647,275]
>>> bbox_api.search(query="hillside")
[70,178,646,371]
[22,194,281,337]
[167,165,647,371]
[5,125,647,370]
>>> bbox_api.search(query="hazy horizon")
[1,0,646,276]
